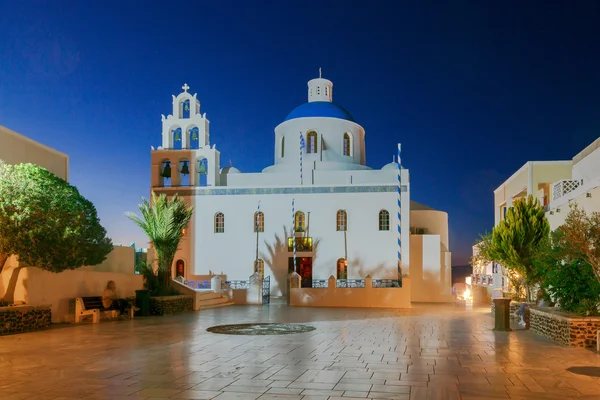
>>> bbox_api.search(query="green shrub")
[541,257,600,316]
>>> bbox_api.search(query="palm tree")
[127,192,194,295]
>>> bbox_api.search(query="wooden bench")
[74,297,133,323]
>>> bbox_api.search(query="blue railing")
[184,280,211,289]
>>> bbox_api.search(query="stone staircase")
[195,290,234,310]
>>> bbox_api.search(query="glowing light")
[463,288,472,300]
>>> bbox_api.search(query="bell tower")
[151,83,221,189]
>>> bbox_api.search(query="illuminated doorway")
[288,257,312,287]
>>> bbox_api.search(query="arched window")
[197,158,208,187]
[343,133,351,156]
[179,159,190,186]
[337,258,347,280]
[294,211,306,232]
[181,99,190,118]
[188,127,200,149]
[281,136,285,158]
[214,212,224,233]
[336,210,347,231]
[254,259,264,279]
[171,127,183,150]
[254,211,264,232]
[307,131,317,153]
[175,259,185,278]
[160,160,172,187]
[379,210,390,231]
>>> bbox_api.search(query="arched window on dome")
[214,212,225,233]
[281,136,285,158]
[379,210,390,231]
[294,211,306,232]
[336,210,347,231]
[307,131,317,154]
[254,211,264,233]
[343,133,351,156]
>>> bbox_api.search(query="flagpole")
[397,143,403,284]
[299,132,304,186]
[255,201,260,265]
[292,198,297,273]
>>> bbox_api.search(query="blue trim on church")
[190,185,407,196]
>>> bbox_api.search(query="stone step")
[197,297,231,306]
[195,292,223,300]
[197,301,235,310]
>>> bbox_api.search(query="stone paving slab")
[0,302,598,399]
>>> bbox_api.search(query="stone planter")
[530,308,600,348]
[149,295,193,316]
[0,305,52,335]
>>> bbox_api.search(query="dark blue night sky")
[1,1,599,264]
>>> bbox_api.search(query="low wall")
[80,246,135,274]
[472,285,493,305]
[0,265,143,323]
[290,278,411,309]
[150,295,193,315]
[530,308,600,348]
[0,305,51,335]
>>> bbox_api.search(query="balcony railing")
[552,179,582,201]
[471,274,493,286]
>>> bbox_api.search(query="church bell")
[198,160,207,174]
[161,162,172,178]
[180,161,190,175]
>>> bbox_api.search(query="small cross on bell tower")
[182,83,190,93]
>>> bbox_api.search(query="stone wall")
[530,308,600,348]
[149,295,193,316]
[0,305,51,335]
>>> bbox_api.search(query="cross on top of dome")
[182,83,190,93]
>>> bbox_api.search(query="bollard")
[493,298,512,331]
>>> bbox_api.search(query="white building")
[150,75,452,303]
[476,137,600,298]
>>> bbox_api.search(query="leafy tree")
[534,220,600,316]
[476,195,549,300]
[127,192,193,295]
[0,162,113,273]
[552,204,600,283]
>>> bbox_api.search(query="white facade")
[151,76,452,302]
[546,137,600,230]
[479,136,600,297]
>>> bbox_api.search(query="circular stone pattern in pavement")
[207,323,316,335]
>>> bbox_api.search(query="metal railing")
[221,280,249,290]
[336,279,365,288]
[184,280,211,289]
[372,279,402,288]
[471,274,493,286]
[552,179,582,201]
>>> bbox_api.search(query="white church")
[150,73,452,303]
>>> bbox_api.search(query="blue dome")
[284,101,355,122]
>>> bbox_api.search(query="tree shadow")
[261,225,321,296]
[3,266,23,304]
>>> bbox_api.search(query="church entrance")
[289,257,312,288]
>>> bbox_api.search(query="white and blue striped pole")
[397,143,402,283]
[299,132,305,185]
[292,198,297,273]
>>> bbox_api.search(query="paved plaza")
[0,302,599,400]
